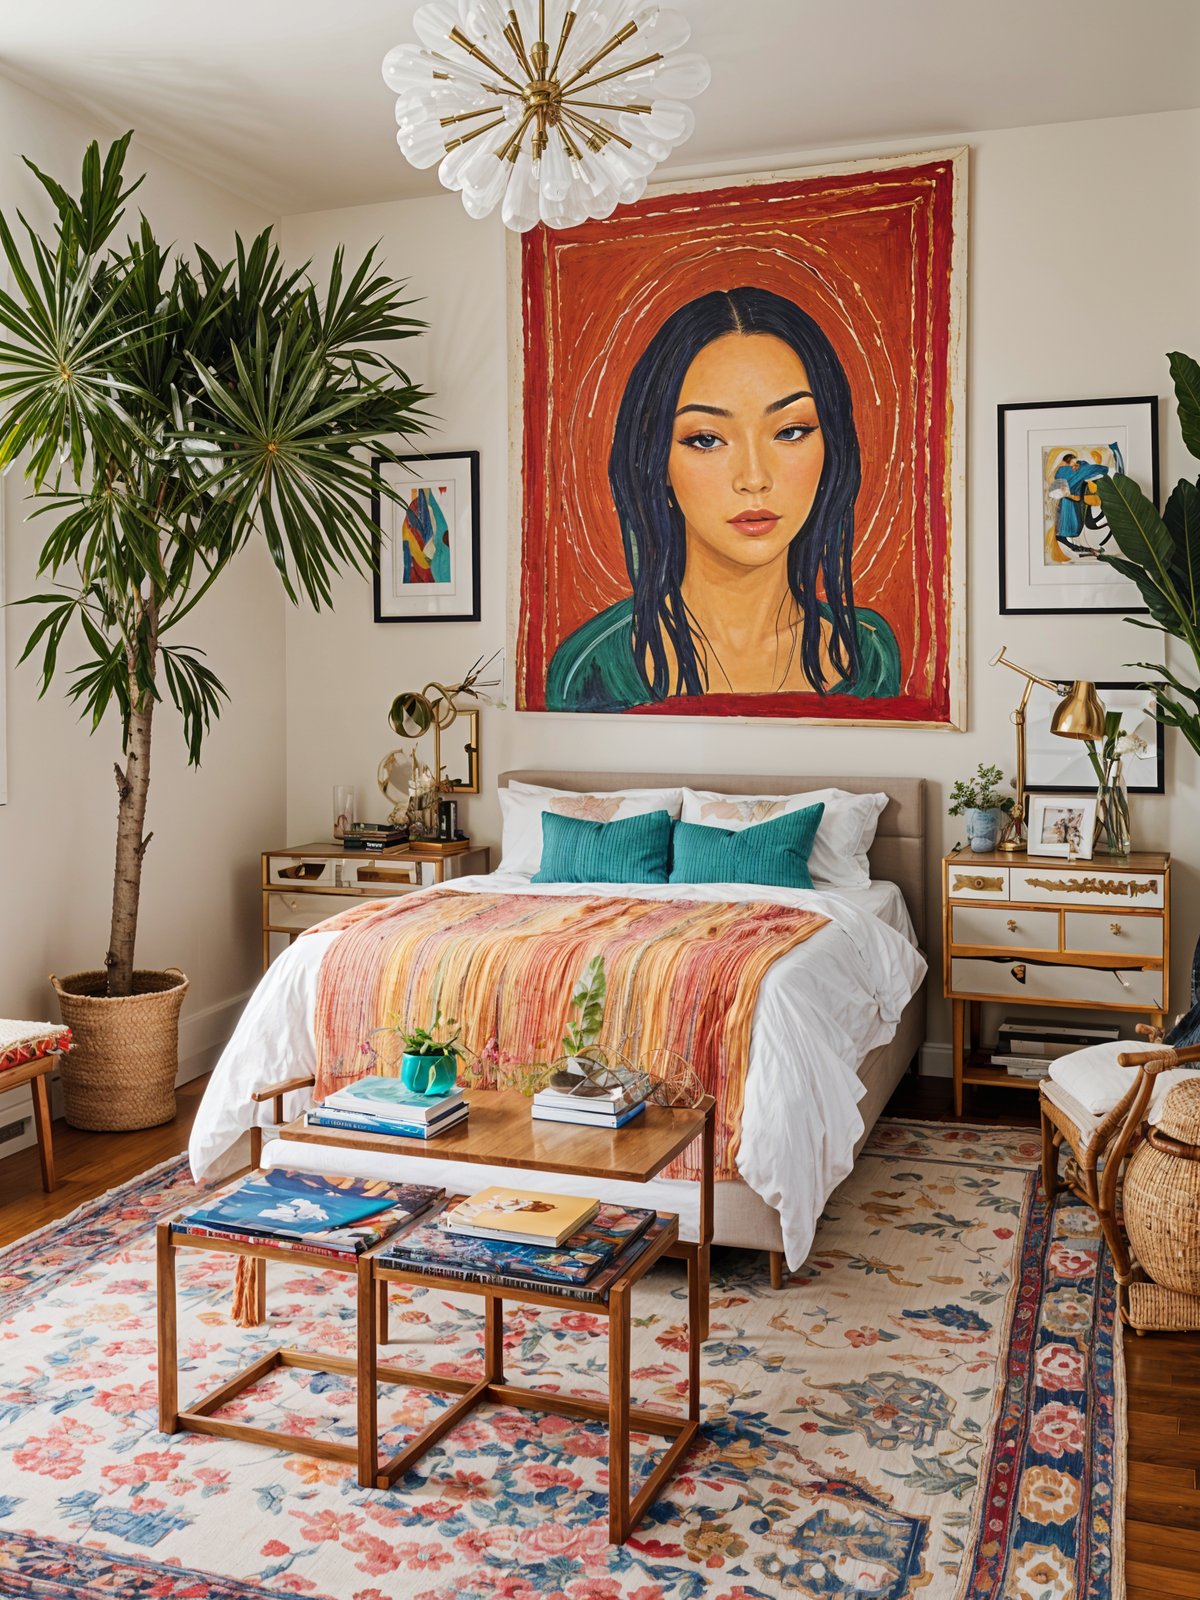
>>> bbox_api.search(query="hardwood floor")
[1,1069,1196,1590]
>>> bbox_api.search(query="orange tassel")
[231,1256,266,1327]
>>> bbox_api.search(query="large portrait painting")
[512,150,966,725]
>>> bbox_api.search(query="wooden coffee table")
[277,1088,715,1541]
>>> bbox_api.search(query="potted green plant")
[1095,352,1200,758]
[948,764,1015,854]
[395,1011,462,1097]
[0,135,428,1130]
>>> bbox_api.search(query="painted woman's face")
[667,332,826,572]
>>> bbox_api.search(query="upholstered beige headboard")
[499,770,928,950]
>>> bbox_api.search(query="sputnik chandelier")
[382,1,709,231]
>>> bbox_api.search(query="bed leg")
[769,1250,785,1291]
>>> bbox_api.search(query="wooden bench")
[0,1023,71,1193]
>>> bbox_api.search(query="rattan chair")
[1040,1030,1200,1331]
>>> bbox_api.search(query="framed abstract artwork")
[998,397,1158,615]
[511,149,967,726]
[371,451,480,623]
[1025,680,1164,795]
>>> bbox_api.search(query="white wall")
[0,79,286,1148]
[280,107,1200,1052]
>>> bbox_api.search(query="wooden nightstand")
[262,840,492,971]
[942,847,1170,1115]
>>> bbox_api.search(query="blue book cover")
[382,1200,655,1286]
[184,1168,430,1240]
[531,1102,646,1130]
[305,1109,467,1140]
[321,1074,462,1121]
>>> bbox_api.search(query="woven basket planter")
[1123,1078,1200,1321]
[51,968,188,1132]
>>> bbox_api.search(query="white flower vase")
[965,807,1003,853]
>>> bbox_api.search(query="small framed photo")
[1027,794,1098,861]
[371,451,480,623]
[1025,680,1164,795]
[999,396,1158,614]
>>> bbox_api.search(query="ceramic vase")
[965,806,1003,853]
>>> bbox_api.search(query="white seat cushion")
[1048,1039,1200,1125]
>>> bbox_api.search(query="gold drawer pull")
[1011,963,1027,984]
[953,874,1004,893]
[1026,875,1154,898]
[1111,922,1123,936]
[1007,918,1018,932]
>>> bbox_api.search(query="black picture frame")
[1024,678,1165,796]
[998,395,1158,615]
[371,450,481,624]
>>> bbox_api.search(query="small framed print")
[1025,680,1164,795]
[998,396,1158,614]
[1027,794,1098,861]
[372,451,480,623]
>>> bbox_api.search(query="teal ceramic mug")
[400,1050,458,1097]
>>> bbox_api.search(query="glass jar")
[1096,759,1131,855]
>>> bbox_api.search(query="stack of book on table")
[381,1184,667,1302]
[993,1017,1121,1081]
[172,1168,444,1261]
[531,1068,648,1129]
[304,1074,468,1140]
[342,821,409,851]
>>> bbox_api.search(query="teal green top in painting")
[546,598,901,713]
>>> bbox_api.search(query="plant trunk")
[106,638,157,998]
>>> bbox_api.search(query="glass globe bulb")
[461,152,512,217]
[628,51,711,99]
[630,7,690,53]
[501,147,542,232]
[413,0,464,51]
[539,133,572,203]
[615,117,671,163]
[636,99,693,143]
[439,127,504,191]
[397,120,448,169]
[382,45,438,93]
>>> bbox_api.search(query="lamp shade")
[1051,680,1107,741]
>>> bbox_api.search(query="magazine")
[385,1217,670,1303]
[385,1199,655,1286]
[181,1169,443,1246]
[444,1186,599,1246]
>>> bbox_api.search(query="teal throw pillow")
[534,808,673,885]
[669,804,825,889]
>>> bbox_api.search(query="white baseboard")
[919,1041,953,1079]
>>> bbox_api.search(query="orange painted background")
[518,157,960,722]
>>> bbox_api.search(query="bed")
[189,770,928,1274]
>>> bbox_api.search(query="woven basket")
[51,968,189,1131]
[1123,1078,1200,1298]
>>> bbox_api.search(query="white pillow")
[680,786,887,889]
[1048,1039,1199,1125]
[498,783,684,878]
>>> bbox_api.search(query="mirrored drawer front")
[264,892,365,932]
[951,905,1058,952]
[951,957,1162,1010]
[1064,911,1164,959]
[948,867,1009,902]
[268,856,337,888]
[345,860,420,891]
[1010,867,1164,909]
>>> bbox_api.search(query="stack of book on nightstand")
[381,1184,667,1302]
[531,1069,649,1129]
[304,1075,469,1140]
[993,1017,1121,1081]
[172,1169,444,1261]
[341,821,409,851]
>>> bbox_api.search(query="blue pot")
[400,1050,458,1097]
[965,807,1002,853]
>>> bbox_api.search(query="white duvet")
[189,873,926,1268]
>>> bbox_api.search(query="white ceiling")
[2,0,1197,216]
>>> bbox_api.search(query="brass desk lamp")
[991,647,1107,853]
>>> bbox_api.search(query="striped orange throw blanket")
[311,891,828,1181]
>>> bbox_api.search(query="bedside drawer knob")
[1111,921,1123,936]
[1007,918,1018,932]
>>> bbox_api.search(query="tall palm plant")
[0,134,429,996]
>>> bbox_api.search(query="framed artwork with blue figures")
[371,450,480,623]
[998,396,1158,614]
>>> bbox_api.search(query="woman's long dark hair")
[608,286,861,698]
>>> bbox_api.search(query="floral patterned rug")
[0,1120,1121,1600]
